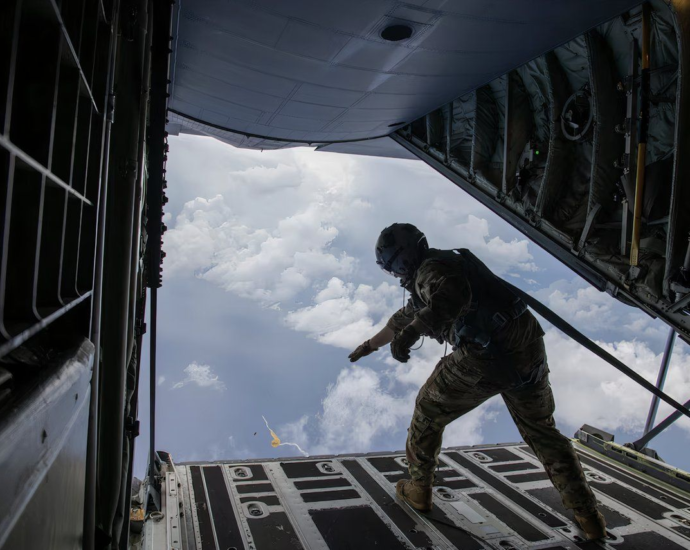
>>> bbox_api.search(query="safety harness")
[453,296,527,349]
[410,248,528,350]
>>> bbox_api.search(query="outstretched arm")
[370,325,396,348]
[348,326,395,362]
[348,300,414,362]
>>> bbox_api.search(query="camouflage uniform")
[387,251,597,511]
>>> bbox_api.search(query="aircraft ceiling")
[168,0,643,150]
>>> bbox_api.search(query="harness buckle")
[492,311,510,328]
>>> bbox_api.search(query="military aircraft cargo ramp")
[134,432,690,550]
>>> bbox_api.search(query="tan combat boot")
[574,508,607,540]
[396,479,433,513]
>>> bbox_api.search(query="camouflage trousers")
[406,338,597,511]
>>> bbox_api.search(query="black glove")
[391,325,421,363]
[349,340,378,362]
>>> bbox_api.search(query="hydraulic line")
[148,286,158,496]
[96,0,149,540]
[84,3,120,548]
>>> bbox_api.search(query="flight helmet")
[375,223,429,285]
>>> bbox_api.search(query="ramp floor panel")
[169,443,690,549]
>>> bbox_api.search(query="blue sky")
[134,134,690,476]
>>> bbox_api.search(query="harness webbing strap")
[505,283,690,421]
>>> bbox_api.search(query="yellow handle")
[630,3,651,267]
[630,142,646,266]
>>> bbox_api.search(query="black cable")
[411,336,425,351]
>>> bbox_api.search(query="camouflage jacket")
[386,253,544,354]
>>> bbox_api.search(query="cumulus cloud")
[531,277,670,348]
[284,325,690,458]
[313,366,413,453]
[518,278,690,438]
[284,277,402,349]
[230,163,301,194]
[445,404,500,446]
[533,280,620,331]
[163,143,540,313]
[280,280,690,457]
[278,327,505,456]
[544,328,690,436]
[280,364,497,456]
[172,362,226,391]
[164,195,355,303]
[449,215,539,274]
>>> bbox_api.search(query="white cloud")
[280,284,690,457]
[279,363,499,456]
[157,375,166,386]
[279,365,414,456]
[163,141,540,315]
[530,277,670,349]
[164,194,355,303]
[444,403,500,446]
[279,332,502,456]
[284,277,401,349]
[230,163,301,194]
[518,278,689,439]
[315,366,413,454]
[450,215,541,274]
[544,329,690,436]
[172,362,226,391]
[278,322,690,459]
[534,281,618,329]
[424,209,538,275]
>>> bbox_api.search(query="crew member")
[349,223,606,540]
